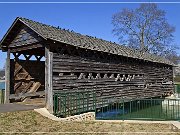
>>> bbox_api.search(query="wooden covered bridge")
[0,17,174,114]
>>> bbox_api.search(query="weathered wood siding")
[52,45,173,100]
[9,25,42,48]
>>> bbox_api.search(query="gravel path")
[0,103,43,113]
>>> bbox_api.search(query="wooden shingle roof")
[1,17,174,65]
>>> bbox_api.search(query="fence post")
[160,99,162,120]
[78,92,80,115]
[151,98,153,121]
[122,98,124,121]
[173,99,175,120]
[53,93,58,116]
[68,92,70,116]
[178,100,180,120]
[82,92,84,112]
[130,100,132,119]
[75,92,77,114]
[92,90,95,111]
[168,99,169,120]
[64,93,67,117]
[87,91,89,111]
[102,98,103,119]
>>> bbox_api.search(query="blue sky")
[0,2,180,69]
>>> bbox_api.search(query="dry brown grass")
[0,110,179,134]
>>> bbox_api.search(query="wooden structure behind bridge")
[0,17,174,113]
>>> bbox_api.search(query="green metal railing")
[53,90,180,121]
[0,89,5,104]
[175,84,180,93]
[53,90,96,117]
[96,98,180,121]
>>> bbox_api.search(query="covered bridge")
[0,17,174,113]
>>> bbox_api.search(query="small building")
[0,17,174,113]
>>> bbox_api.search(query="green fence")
[53,91,180,121]
[96,98,180,121]
[0,89,5,104]
[53,90,96,117]
[175,84,180,93]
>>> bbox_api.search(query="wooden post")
[45,47,48,108]
[48,52,53,113]
[45,46,53,113]
[5,49,10,103]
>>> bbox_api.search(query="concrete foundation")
[34,108,95,121]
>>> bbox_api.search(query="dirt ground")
[0,110,179,135]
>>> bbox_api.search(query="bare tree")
[0,66,5,78]
[112,4,178,59]
[2,64,5,71]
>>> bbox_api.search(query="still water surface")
[96,100,180,120]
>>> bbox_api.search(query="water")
[0,82,5,90]
[96,100,180,120]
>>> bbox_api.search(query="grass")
[0,110,179,134]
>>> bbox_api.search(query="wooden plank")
[45,46,49,110]
[5,49,10,103]
[48,52,53,113]
[10,43,43,52]
[11,60,45,94]
[52,50,174,101]
[45,46,53,113]
[9,91,45,101]
[28,82,41,93]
